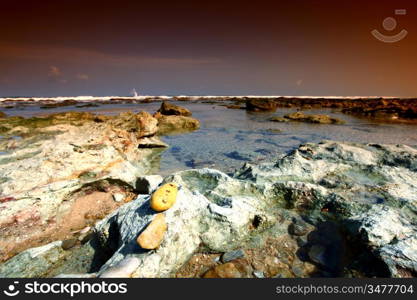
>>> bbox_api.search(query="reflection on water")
[4,102,417,175]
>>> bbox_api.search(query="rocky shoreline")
[0,101,416,278]
[2,96,416,123]
[0,103,198,264]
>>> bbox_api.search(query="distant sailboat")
[131,88,138,97]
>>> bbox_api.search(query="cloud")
[76,74,89,80]
[47,66,68,84]
[48,66,62,77]
[0,42,221,68]
[296,79,303,86]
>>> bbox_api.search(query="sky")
[0,0,416,97]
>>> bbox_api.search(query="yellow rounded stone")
[150,183,178,212]
[137,213,167,250]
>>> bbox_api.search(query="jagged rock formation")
[3,141,414,278]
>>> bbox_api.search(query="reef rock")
[0,111,166,262]
[158,101,192,117]
[246,99,277,112]
[1,141,416,278]
[284,112,345,124]
[154,113,200,135]
[92,141,416,278]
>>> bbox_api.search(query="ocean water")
[3,101,417,175]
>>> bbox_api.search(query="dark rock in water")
[254,149,273,155]
[40,99,79,109]
[76,103,100,108]
[246,99,277,112]
[226,105,243,109]
[185,159,215,168]
[270,116,289,122]
[170,146,182,153]
[158,101,192,116]
[221,249,245,263]
[224,151,251,161]
[0,111,7,118]
[284,112,345,124]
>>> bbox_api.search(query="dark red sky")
[0,0,416,97]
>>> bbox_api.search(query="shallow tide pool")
[3,101,417,175]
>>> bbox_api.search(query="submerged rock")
[270,117,289,123]
[283,112,345,124]
[225,105,243,109]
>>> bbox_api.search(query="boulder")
[154,113,200,135]
[136,111,158,137]
[158,101,192,116]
